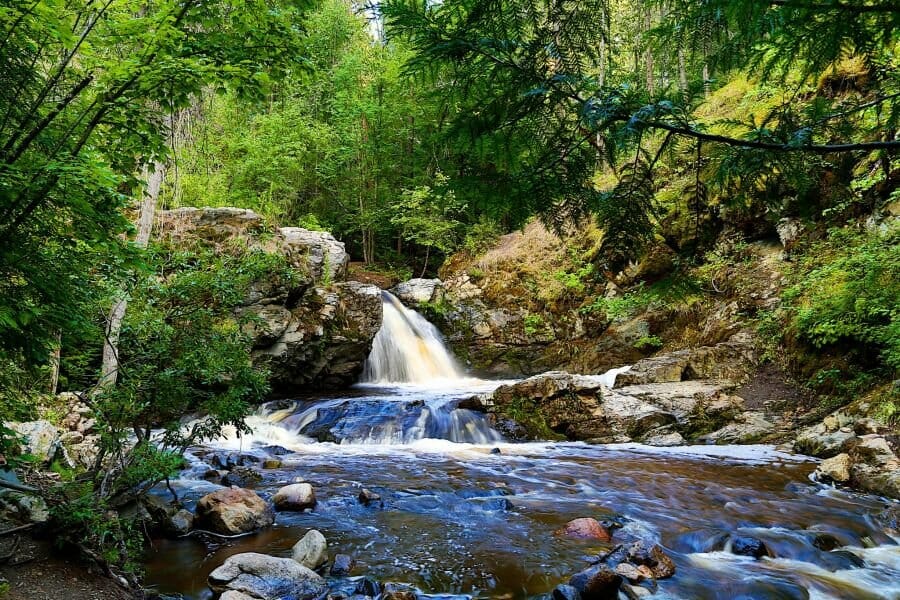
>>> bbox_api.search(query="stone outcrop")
[614,332,757,386]
[279,227,349,281]
[465,333,761,444]
[797,407,900,499]
[208,552,326,600]
[157,208,382,390]
[392,278,444,304]
[254,282,382,391]
[194,487,274,535]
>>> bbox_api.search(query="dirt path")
[0,536,137,600]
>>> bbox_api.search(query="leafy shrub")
[523,314,545,335]
[782,224,900,372]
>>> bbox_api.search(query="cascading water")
[216,291,502,445]
[362,291,462,384]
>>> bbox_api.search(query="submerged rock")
[222,466,263,488]
[330,553,355,576]
[551,584,581,600]
[273,483,317,511]
[730,536,769,559]
[381,583,419,600]
[358,488,381,506]
[194,487,274,535]
[292,529,328,570]
[208,552,326,600]
[559,518,612,542]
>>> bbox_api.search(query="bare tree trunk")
[678,47,689,103]
[48,329,61,395]
[98,161,165,389]
[644,11,655,96]
[703,63,711,99]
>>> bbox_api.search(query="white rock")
[273,483,316,511]
[9,420,59,463]
[292,529,328,569]
[208,552,325,599]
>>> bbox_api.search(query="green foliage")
[49,487,144,574]
[390,174,467,272]
[581,276,703,321]
[782,224,900,372]
[634,335,664,351]
[499,396,566,442]
[384,0,900,272]
[523,314,545,336]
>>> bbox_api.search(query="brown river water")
[143,383,900,600]
[143,297,900,599]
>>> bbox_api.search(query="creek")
[144,293,900,599]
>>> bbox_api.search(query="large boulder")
[194,487,274,535]
[291,529,328,569]
[8,420,60,463]
[273,483,316,511]
[279,227,349,282]
[208,552,326,600]
[392,278,444,304]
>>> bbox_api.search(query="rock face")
[279,227,349,282]
[157,208,382,390]
[208,552,326,600]
[194,487,274,535]
[255,282,383,391]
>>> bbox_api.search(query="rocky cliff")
[157,207,382,391]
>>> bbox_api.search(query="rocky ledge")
[464,332,772,446]
[158,207,382,390]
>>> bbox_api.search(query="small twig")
[0,479,39,494]
[590,543,623,565]
[0,523,35,537]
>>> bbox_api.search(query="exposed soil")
[0,535,136,600]
[736,362,813,412]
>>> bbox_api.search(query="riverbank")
[0,535,136,600]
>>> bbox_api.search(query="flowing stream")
[144,293,900,600]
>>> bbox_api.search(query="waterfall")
[362,291,462,384]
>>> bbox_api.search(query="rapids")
[144,295,900,600]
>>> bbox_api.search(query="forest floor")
[0,535,135,600]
